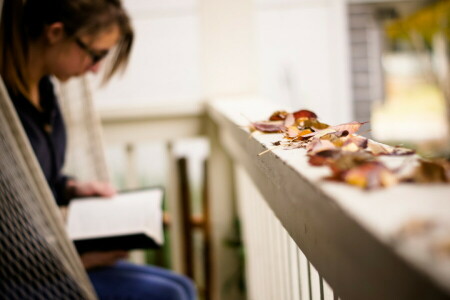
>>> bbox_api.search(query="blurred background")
[66,0,449,299]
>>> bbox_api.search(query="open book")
[66,188,164,253]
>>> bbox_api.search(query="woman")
[0,0,196,299]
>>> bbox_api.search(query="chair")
[0,65,97,299]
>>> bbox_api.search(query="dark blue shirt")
[9,76,70,206]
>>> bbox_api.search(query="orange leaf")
[269,110,288,121]
[343,162,398,189]
[285,126,300,139]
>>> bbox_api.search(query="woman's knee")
[148,279,189,300]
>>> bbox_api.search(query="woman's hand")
[66,180,116,198]
[80,250,128,270]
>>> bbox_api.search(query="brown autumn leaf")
[306,119,330,131]
[432,239,450,258]
[335,135,369,152]
[302,128,337,139]
[343,161,398,189]
[308,150,373,170]
[405,159,450,183]
[343,135,368,148]
[396,219,435,238]
[251,120,285,133]
[282,140,309,150]
[282,126,313,140]
[367,140,415,156]
[329,121,367,135]
[269,110,289,121]
[284,113,296,127]
[301,121,366,140]
[285,126,301,139]
[307,139,337,155]
[308,149,341,166]
[332,137,347,148]
[309,155,329,166]
[293,109,317,120]
[327,151,375,176]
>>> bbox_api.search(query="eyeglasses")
[75,38,110,64]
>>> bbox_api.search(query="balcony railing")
[99,98,450,300]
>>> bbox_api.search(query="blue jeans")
[88,261,197,300]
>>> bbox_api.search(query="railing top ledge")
[207,97,450,299]
[98,102,205,123]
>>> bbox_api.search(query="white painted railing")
[236,164,335,300]
[207,98,450,300]
[99,103,206,272]
[99,103,244,300]
[99,98,450,300]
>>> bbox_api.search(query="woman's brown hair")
[0,0,133,98]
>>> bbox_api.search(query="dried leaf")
[341,142,361,152]
[285,126,301,139]
[258,146,283,156]
[343,135,368,149]
[299,129,314,136]
[302,128,337,139]
[309,120,329,131]
[367,140,415,156]
[309,155,329,166]
[396,219,435,238]
[432,239,450,258]
[251,121,285,133]
[367,141,391,155]
[329,121,367,135]
[301,121,365,140]
[327,151,375,176]
[306,139,336,155]
[406,159,450,183]
[293,109,317,120]
[282,141,308,150]
[331,137,346,148]
[308,149,341,166]
[282,127,313,140]
[343,161,398,189]
[284,113,295,127]
[269,110,288,121]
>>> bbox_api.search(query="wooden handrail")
[207,98,450,300]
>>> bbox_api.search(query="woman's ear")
[45,22,65,45]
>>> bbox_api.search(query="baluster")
[289,236,301,300]
[276,219,288,300]
[298,248,310,300]
[237,166,253,299]
[257,186,269,300]
[266,202,276,300]
[274,211,283,300]
[124,142,146,264]
[322,279,334,300]
[280,229,292,300]
[166,141,184,273]
[124,143,139,189]
[310,263,321,300]
[252,179,264,300]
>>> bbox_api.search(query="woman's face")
[45,24,121,81]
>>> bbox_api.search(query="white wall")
[91,0,201,109]
[255,0,353,124]
[92,0,353,124]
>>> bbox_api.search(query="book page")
[66,188,163,245]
